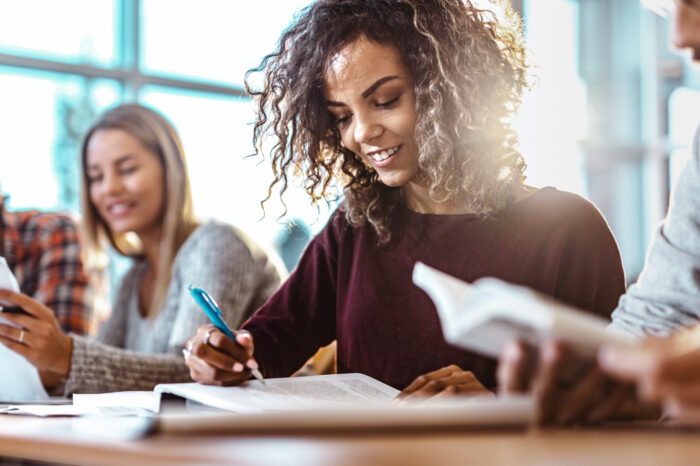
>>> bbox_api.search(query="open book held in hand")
[412,262,638,358]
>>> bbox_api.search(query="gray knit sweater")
[60,221,283,395]
[611,126,700,337]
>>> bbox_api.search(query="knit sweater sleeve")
[60,222,282,395]
[611,126,700,337]
[166,222,283,345]
[63,335,191,394]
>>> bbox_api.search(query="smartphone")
[1,306,28,315]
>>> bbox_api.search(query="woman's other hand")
[397,364,492,402]
[184,324,260,386]
[0,289,73,385]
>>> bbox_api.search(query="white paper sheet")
[0,256,49,402]
[73,391,160,414]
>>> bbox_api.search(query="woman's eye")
[87,174,103,184]
[377,94,401,107]
[120,166,137,175]
[335,115,351,126]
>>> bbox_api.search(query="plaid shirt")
[1,209,91,335]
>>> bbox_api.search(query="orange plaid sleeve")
[8,211,91,335]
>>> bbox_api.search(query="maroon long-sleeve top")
[243,188,626,389]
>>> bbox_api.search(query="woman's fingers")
[0,323,27,344]
[598,345,657,383]
[184,324,259,386]
[399,365,461,397]
[0,289,53,320]
[196,326,254,365]
[0,334,30,358]
[398,365,489,400]
[187,362,249,386]
[555,369,608,425]
[587,383,639,423]
[599,345,700,405]
[186,350,251,386]
[497,340,535,393]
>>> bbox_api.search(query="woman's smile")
[366,144,402,166]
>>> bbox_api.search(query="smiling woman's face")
[324,35,420,189]
[85,128,165,239]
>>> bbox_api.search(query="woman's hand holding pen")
[185,323,261,386]
[0,289,72,387]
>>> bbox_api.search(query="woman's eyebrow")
[326,75,401,106]
[361,75,399,98]
[86,154,135,171]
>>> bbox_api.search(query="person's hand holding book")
[598,327,700,423]
[497,339,654,425]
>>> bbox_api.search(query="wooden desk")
[0,415,698,466]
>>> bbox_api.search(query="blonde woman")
[0,104,282,394]
[185,0,625,398]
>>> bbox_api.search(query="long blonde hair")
[80,104,197,316]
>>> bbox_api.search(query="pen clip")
[189,284,222,316]
[202,291,223,317]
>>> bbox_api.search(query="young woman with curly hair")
[184,0,626,398]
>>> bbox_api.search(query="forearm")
[61,335,191,395]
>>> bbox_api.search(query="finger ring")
[18,329,24,344]
[203,328,215,346]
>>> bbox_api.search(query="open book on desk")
[65,373,534,434]
[153,373,532,434]
[412,262,639,358]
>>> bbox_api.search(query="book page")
[155,373,399,414]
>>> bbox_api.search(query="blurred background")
[0,0,699,283]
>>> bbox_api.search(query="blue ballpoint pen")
[188,284,265,384]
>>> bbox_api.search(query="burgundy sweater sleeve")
[241,214,342,378]
[550,196,626,319]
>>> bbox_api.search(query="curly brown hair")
[248,0,529,241]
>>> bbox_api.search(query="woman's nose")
[101,170,123,195]
[353,114,383,144]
